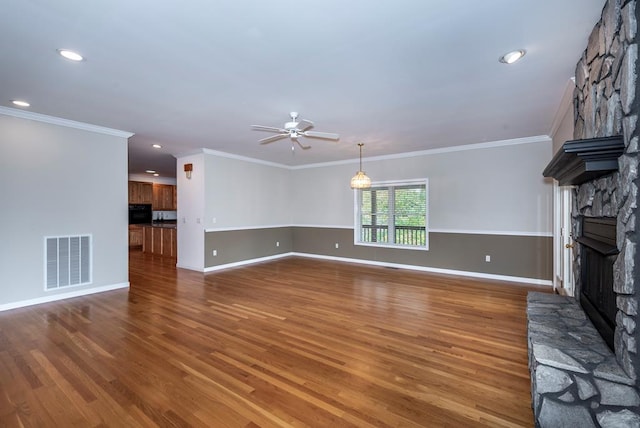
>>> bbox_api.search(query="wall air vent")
[45,235,92,290]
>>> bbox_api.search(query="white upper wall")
[291,138,554,234]
[550,79,576,155]
[178,136,554,274]
[0,110,130,307]
[552,99,575,155]
[176,153,206,270]
[202,151,292,230]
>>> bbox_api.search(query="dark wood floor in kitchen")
[0,250,549,427]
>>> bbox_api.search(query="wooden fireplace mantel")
[542,135,624,185]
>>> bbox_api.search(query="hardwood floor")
[0,251,549,427]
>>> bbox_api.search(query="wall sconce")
[184,163,193,179]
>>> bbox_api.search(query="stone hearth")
[528,292,640,427]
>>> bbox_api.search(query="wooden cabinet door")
[129,181,144,204]
[172,185,177,210]
[141,226,176,257]
[128,182,136,204]
[152,184,162,210]
[140,183,153,204]
[129,181,153,204]
[129,225,143,247]
[162,228,176,258]
[152,184,176,210]
[152,228,163,254]
[171,229,177,257]
[162,186,173,211]
[143,227,153,253]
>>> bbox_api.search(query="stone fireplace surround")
[528,0,640,426]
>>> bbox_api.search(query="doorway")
[553,183,574,296]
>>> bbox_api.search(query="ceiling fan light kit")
[350,143,371,189]
[251,112,340,150]
[253,112,371,188]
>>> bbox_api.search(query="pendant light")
[350,143,371,189]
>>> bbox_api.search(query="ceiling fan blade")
[296,119,314,132]
[295,139,311,150]
[252,125,286,133]
[303,131,340,140]
[259,134,288,144]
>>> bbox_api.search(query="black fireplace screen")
[577,217,618,351]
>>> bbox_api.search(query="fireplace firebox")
[576,217,618,351]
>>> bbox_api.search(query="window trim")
[353,178,429,251]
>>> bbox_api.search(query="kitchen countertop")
[138,222,177,229]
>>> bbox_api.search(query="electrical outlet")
[485,255,491,262]
[276,241,280,247]
[213,250,217,256]
[196,218,201,224]
[212,217,217,224]
[335,243,339,249]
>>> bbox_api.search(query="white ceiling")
[1,1,605,177]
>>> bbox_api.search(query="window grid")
[355,180,428,250]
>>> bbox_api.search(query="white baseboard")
[200,252,552,286]
[291,253,552,286]
[176,262,205,272]
[0,282,130,312]
[203,253,291,272]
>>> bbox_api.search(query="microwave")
[128,204,152,224]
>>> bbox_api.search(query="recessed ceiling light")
[499,49,526,64]
[152,144,162,149]
[11,100,30,107]
[153,173,159,177]
[57,49,84,62]
[145,170,156,174]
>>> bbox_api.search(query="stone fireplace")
[573,0,640,386]
[528,0,640,426]
[577,216,618,352]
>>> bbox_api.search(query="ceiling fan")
[251,112,339,150]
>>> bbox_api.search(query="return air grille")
[45,235,92,290]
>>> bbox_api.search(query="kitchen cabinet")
[161,227,176,258]
[173,185,177,210]
[153,184,177,210]
[129,181,153,204]
[129,225,143,248]
[142,225,176,258]
[143,226,153,253]
[152,227,163,254]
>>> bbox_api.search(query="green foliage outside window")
[358,182,427,247]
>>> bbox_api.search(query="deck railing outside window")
[360,225,426,246]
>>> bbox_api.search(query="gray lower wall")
[205,227,293,266]
[205,227,552,281]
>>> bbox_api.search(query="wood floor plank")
[0,251,549,427]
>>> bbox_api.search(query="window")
[354,179,428,250]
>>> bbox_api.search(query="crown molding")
[175,148,289,169]
[201,148,289,169]
[291,135,552,170]
[184,134,553,171]
[0,106,134,138]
